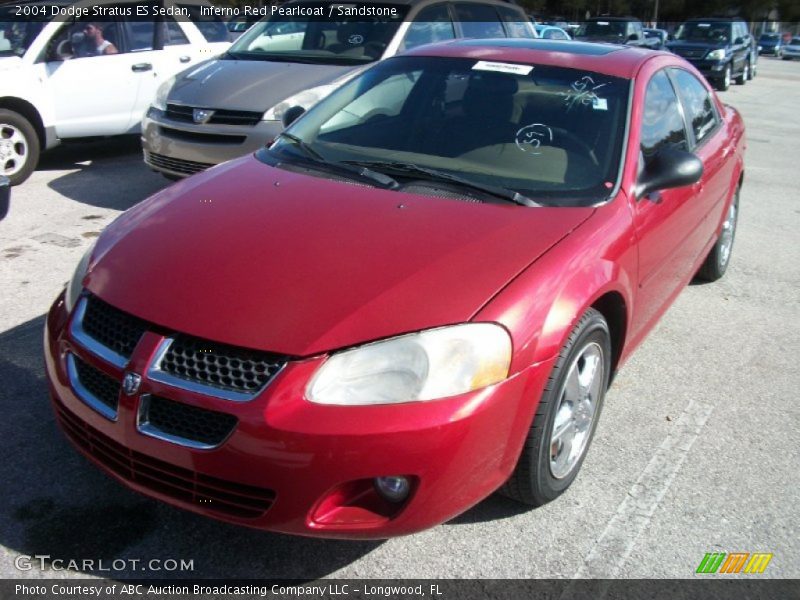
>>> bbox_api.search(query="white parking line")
[567,399,715,587]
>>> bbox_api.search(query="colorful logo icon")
[696,552,773,574]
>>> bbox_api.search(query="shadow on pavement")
[38,136,170,211]
[0,316,381,579]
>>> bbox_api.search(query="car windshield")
[759,33,779,41]
[791,38,800,46]
[264,56,630,206]
[0,9,45,57]
[226,3,407,65]
[577,21,627,38]
[674,22,731,43]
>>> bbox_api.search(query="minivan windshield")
[674,22,731,43]
[265,56,630,206]
[0,8,45,57]
[227,3,407,65]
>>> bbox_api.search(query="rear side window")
[669,69,719,145]
[452,4,506,39]
[401,3,455,52]
[640,70,687,158]
[495,5,536,39]
[164,18,190,46]
[178,4,230,42]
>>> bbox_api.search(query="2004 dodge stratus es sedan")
[45,39,744,539]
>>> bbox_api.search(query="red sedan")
[44,39,744,538]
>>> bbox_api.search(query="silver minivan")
[141,0,536,178]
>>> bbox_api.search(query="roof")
[405,39,655,79]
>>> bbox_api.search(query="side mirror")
[634,147,703,199]
[282,105,306,128]
[734,36,744,45]
[0,176,10,220]
[628,33,638,41]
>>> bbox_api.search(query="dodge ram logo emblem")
[193,108,214,124]
[122,373,142,396]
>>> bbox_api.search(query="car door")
[35,17,144,138]
[668,67,734,249]
[630,69,710,334]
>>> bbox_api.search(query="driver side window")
[640,70,688,159]
[48,17,122,61]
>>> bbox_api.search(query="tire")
[717,65,731,91]
[748,58,756,79]
[735,61,748,85]
[0,109,40,186]
[697,186,740,282]
[500,308,611,507]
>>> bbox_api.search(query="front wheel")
[0,109,40,186]
[500,308,611,506]
[717,65,731,91]
[697,186,739,282]
[736,61,749,85]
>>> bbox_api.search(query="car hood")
[86,156,593,357]
[167,57,359,112]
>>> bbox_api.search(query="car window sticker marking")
[472,61,533,76]
[561,75,607,111]
[348,34,364,44]
[515,123,553,155]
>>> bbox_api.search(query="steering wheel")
[549,127,599,166]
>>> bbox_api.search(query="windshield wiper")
[342,160,542,207]
[275,133,398,189]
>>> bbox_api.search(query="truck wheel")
[0,110,40,186]
[735,62,749,85]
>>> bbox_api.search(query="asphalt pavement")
[0,56,797,580]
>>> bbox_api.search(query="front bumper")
[45,292,552,538]
[141,108,283,179]
[680,58,731,80]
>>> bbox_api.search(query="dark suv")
[667,18,757,91]
[574,17,659,49]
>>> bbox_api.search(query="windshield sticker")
[515,124,553,155]
[348,34,364,45]
[561,75,608,111]
[472,61,534,76]
[593,97,608,111]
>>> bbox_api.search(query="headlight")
[262,84,338,122]
[64,243,94,314]
[307,324,512,406]
[152,76,176,111]
[706,49,726,60]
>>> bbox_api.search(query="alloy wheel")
[0,124,29,178]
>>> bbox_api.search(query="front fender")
[474,195,638,375]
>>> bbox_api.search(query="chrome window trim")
[146,338,283,402]
[69,296,129,370]
[66,353,118,422]
[136,394,230,450]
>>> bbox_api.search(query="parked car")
[574,17,660,49]
[47,39,745,538]
[0,0,231,185]
[141,0,537,179]
[0,175,8,219]
[667,18,757,91]
[226,15,260,40]
[782,37,800,60]
[535,25,571,40]
[758,32,784,56]
[644,27,669,50]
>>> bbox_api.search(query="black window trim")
[666,66,722,151]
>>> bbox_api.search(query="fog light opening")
[374,476,411,503]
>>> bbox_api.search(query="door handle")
[179,56,191,63]
[131,63,153,72]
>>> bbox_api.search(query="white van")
[0,0,231,185]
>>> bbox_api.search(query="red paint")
[45,43,745,538]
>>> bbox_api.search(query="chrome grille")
[165,104,263,126]
[145,150,214,176]
[154,335,286,398]
[68,354,120,419]
[81,295,148,360]
[139,395,238,448]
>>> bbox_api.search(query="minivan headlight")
[64,243,95,314]
[706,49,726,60]
[152,76,176,111]
[307,324,512,406]
[262,84,338,122]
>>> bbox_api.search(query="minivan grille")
[145,150,213,176]
[165,104,263,126]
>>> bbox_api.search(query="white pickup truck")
[0,0,230,185]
